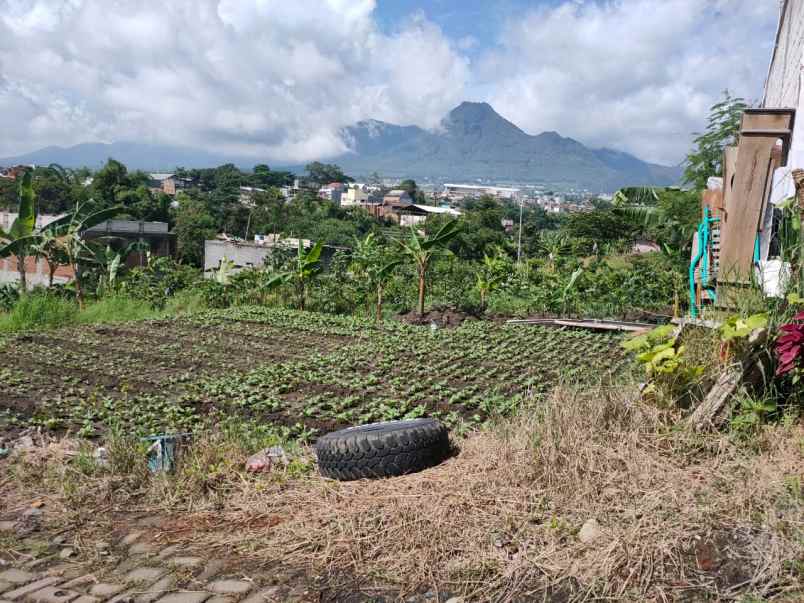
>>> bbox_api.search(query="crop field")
[0,307,630,439]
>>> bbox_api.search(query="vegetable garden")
[0,307,628,439]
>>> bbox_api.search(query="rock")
[92,448,109,467]
[245,447,288,473]
[578,519,603,544]
[58,549,74,560]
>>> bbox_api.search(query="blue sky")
[376,0,540,57]
[0,0,781,165]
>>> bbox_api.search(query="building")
[0,165,30,180]
[341,183,369,207]
[398,204,462,227]
[239,186,266,207]
[204,236,343,277]
[443,183,521,201]
[0,215,174,288]
[318,182,345,205]
[147,173,193,196]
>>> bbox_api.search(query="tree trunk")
[48,263,56,288]
[74,263,84,309]
[376,283,383,322]
[17,255,27,292]
[298,281,305,311]
[417,267,426,315]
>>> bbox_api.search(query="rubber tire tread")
[315,419,450,481]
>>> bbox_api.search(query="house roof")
[412,204,462,216]
[149,173,175,181]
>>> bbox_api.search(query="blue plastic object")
[142,433,190,473]
[689,207,720,318]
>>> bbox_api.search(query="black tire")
[315,418,451,481]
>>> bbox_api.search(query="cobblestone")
[122,569,164,585]
[127,544,157,557]
[0,571,35,586]
[166,559,203,570]
[4,578,63,602]
[88,584,126,598]
[0,584,12,595]
[206,581,251,596]
[120,534,143,548]
[204,597,233,603]
[133,575,175,603]
[25,586,79,603]
[72,596,100,603]
[153,593,209,603]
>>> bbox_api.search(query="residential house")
[318,182,345,205]
[443,183,521,201]
[0,215,174,288]
[239,186,266,207]
[341,183,368,207]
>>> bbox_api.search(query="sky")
[0,0,781,166]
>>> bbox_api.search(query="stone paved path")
[0,523,461,603]
[0,525,298,603]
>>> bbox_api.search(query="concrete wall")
[204,240,272,276]
[0,256,73,288]
[764,0,804,109]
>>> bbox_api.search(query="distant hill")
[1,102,681,192]
[337,102,681,191]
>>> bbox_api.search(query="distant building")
[383,189,413,205]
[148,173,193,196]
[0,165,30,180]
[205,235,344,277]
[318,182,345,205]
[398,204,462,227]
[341,183,369,207]
[501,218,515,233]
[239,186,266,207]
[443,183,521,201]
[0,215,174,288]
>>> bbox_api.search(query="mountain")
[0,142,237,172]
[338,102,681,191]
[1,102,681,192]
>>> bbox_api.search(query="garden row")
[0,307,629,439]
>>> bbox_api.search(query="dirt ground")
[2,386,801,602]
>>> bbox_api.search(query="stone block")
[154,592,209,603]
[123,569,165,585]
[207,582,251,596]
[59,578,94,591]
[0,572,35,587]
[25,586,79,603]
[128,544,157,556]
[120,533,144,547]
[72,597,100,603]
[167,558,203,569]
[133,575,175,603]
[89,583,126,598]
[0,584,13,595]
[205,597,233,603]
[239,587,283,603]
[4,579,62,602]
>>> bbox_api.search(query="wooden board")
[718,110,794,283]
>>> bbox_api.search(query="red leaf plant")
[775,311,804,376]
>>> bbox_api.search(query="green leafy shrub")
[623,325,704,405]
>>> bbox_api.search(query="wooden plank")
[740,109,795,132]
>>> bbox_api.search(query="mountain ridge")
[1,102,681,192]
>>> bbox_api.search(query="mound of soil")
[396,307,477,328]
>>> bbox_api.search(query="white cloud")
[479,0,779,164]
[0,0,469,161]
[0,0,783,166]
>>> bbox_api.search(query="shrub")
[0,291,78,332]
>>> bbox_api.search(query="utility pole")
[517,196,524,264]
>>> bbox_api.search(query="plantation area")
[0,307,627,438]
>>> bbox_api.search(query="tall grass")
[0,290,208,334]
[0,293,78,332]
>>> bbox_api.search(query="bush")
[0,291,78,333]
[0,283,20,312]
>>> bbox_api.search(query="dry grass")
[3,386,803,602]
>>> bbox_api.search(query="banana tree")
[31,229,70,288]
[264,240,324,311]
[88,240,149,295]
[26,202,125,307]
[0,170,36,290]
[291,240,323,311]
[400,219,461,315]
[475,249,509,311]
[350,233,402,320]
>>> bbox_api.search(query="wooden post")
[793,169,804,294]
